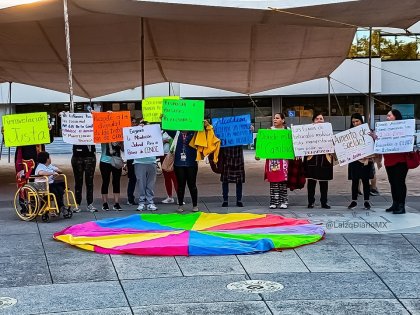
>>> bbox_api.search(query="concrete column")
[272,96,282,116]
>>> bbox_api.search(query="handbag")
[110,155,124,169]
[161,131,179,172]
[406,151,420,169]
[286,158,306,191]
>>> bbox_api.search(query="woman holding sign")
[304,113,333,209]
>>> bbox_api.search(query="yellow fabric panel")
[192,212,264,231]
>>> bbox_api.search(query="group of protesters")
[6,108,414,216]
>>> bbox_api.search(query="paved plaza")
[0,151,419,314]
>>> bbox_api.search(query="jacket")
[189,125,221,163]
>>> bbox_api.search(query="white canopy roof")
[0,0,419,98]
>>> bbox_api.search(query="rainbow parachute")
[54,212,325,255]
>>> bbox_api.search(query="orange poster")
[92,111,131,143]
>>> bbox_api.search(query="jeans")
[71,155,96,205]
[222,182,242,201]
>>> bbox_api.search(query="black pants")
[222,182,242,202]
[71,156,96,205]
[100,161,122,194]
[385,163,408,204]
[307,179,328,205]
[126,160,136,203]
[351,177,370,201]
[174,165,198,207]
[49,181,65,208]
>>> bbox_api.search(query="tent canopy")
[0,0,419,98]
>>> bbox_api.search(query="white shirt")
[35,163,59,184]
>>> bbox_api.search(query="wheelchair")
[13,159,79,222]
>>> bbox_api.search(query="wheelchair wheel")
[63,207,73,219]
[14,185,40,221]
[41,213,50,222]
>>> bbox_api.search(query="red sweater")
[384,153,407,167]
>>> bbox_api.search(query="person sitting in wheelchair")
[34,151,66,213]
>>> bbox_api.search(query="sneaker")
[370,188,380,196]
[364,201,371,210]
[136,204,145,211]
[269,204,277,209]
[126,200,139,206]
[73,207,82,213]
[162,197,175,204]
[102,202,110,211]
[176,206,184,213]
[222,201,228,207]
[321,203,331,209]
[113,203,123,211]
[147,204,158,211]
[236,201,244,207]
[192,206,199,212]
[307,204,314,209]
[347,201,357,210]
[279,203,288,209]
[87,204,97,213]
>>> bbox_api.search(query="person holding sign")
[383,109,409,214]
[304,113,333,209]
[160,130,178,204]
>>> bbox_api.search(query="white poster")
[374,119,415,154]
[333,124,375,166]
[61,112,94,145]
[123,124,164,159]
[291,122,334,157]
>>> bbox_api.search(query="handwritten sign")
[92,111,131,143]
[123,124,164,159]
[142,96,180,122]
[61,112,94,145]
[256,129,295,159]
[2,112,49,147]
[291,123,334,156]
[212,114,253,147]
[333,124,374,166]
[374,119,415,154]
[162,99,204,131]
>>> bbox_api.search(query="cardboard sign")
[333,123,374,166]
[61,112,94,145]
[162,99,205,131]
[123,124,164,159]
[291,123,334,156]
[92,111,131,143]
[212,114,253,147]
[142,96,180,122]
[255,129,295,159]
[374,119,415,154]
[2,112,49,147]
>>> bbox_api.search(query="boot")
[385,202,397,212]
[393,203,406,214]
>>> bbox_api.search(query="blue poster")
[212,114,253,147]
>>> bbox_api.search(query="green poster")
[255,129,295,159]
[142,96,180,122]
[162,99,205,131]
[2,112,50,147]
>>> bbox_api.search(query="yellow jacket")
[189,125,221,162]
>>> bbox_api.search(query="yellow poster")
[142,96,180,122]
[2,112,49,147]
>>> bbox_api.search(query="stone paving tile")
[343,234,411,245]
[40,308,132,315]
[176,255,246,276]
[46,251,118,283]
[353,244,420,272]
[237,251,309,273]
[0,233,43,256]
[111,256,182,279]
[122,275,260,306]
[41,233,81,253]
[380,273,420,298]
[310,234,349,246]
[267,299,409,315]
[0,281,127,315]
[250,272,393,300]
[400,299,420,315]
[294,244,371,272]
[132,301,272,315]
[36,215,95,235]
[0,254,51,288]
[403,233,420,246]
[0,219,39,235]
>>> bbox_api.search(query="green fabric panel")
[140,212,201,230]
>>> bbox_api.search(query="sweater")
[384,153,407,167]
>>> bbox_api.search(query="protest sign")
[291,123,334,156]
[212,114,253,147]
[92,111,131,143]
[2,112,49,147]
[374,119,415,154]
[61,112,94,145]
[333,123,374,166]
[255,129,295,159]
[162,99,204,131]
[142,96,180,122]
[123,124,164,159]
